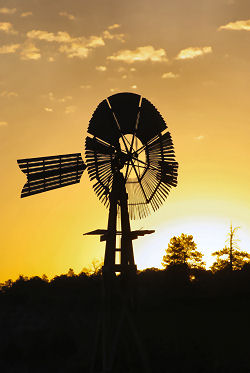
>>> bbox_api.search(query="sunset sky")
[0,0,250,282]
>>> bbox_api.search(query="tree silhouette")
[211,224,250,272]
[162,233,205,269]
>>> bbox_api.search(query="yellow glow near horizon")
[134,217,250,271]
[0,0,249,283]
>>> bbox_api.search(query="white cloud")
[108,24,120,30]
[0,44,20,54]
[59,43,90,58]
[0,8,16,14]
[194,135,205,141]
[107,46,168,63]
[102,30,125,42]
[96,65,107,72]
[87,36,105,48]
[27,29,106,59]
[20,42,41,60]
[0,121,8,126]
[44,107,53,112]
[162,72,180,79]
[21,12,33,18]
[59,11,75,21]
[0,22,17,34]
[218,19,250,31]
[27,30,72,43]
[176,46,212,60]
[131,85,137,89]
[65,105,76,114]
[27,30,105,47]
[25,27,125,60]
[130,67,136,72]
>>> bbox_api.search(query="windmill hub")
[111,150,128,172]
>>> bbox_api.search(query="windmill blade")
[136,97,167,143]
[17,153,86,198]
[107,92,141,135]
[85,136,115,155]
[88,98,121,146]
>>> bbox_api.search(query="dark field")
[0,267,250,373]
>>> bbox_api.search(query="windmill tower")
[17,92,178,372]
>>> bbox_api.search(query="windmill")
[17,92,178,372]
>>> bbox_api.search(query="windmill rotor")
[85,92,178,219]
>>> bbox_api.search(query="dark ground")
[0,266,250,373]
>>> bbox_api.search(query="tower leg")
[91,172,150,373]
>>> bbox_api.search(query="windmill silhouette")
[17,92,178,372]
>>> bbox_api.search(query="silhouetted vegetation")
[211,224,250,272]
[1,262,250,372]
[162,233,205,269]
[0,229,250,372]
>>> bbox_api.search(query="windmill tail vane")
[17,153,86,198]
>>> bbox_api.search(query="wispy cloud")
[21,12,33,18]
[59,43,90,58]
[102,30,125,42]
[162,72,180,79]
[0,22,18,34]
[20,42,41,60]
[0,121,8,126]
[0,8,16,14]
[47,92,72,103]
[59,11,75,21]
[65,105,76,114]
[44,107,53,112]
[176,46,212,60]
[194,135,205,141]
[26,26,125,60]
[87,36,105,47]
[59,37,104,58]
[27,30,72,43]
[107,46,168,63]
[96,65,107,72]
[27,29,106,59]
[108,24,120,30]
[218,19,250,31]
[0,44,20,54]
[0,91,18,98]
[131,85,137,89]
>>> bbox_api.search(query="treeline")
[0,224,250,372]
[1,265,250,372]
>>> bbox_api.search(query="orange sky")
[0,0,250,282]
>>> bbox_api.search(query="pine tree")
[162,233,205,269]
